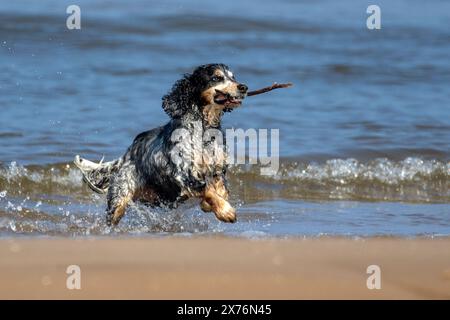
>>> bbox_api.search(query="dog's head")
[162,64,248,125]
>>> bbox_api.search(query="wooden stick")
[247,82,293,97]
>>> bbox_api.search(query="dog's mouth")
[214,90,244,107]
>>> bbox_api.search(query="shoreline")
[1,237,450,299]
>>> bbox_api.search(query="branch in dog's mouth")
[214,89,243,106]
[214,82,293,106]
[247,82,293,96]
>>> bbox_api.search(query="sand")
[0,237,449,299]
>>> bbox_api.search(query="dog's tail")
[74,155,123,194]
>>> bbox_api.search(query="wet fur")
[74,64,247,225]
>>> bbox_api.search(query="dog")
[74,64,248,225]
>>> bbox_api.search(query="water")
[0,0,449,237]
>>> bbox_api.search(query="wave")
[277,157,449,185]
[0,158,449,237]
[232,157,450,203]
[0,157,449,204]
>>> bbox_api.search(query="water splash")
[0,158,449,237]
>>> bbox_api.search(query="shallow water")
[0,0,449,237]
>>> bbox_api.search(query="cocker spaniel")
[74,64,247,225]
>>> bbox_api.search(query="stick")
[247,82,293,97]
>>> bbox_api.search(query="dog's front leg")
[200,177,236,223]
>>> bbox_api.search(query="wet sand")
[0,237,449,299]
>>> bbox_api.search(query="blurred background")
[0,0,449,237]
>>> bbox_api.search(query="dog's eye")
[212,76,223,82]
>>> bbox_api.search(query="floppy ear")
[162,75,196,119]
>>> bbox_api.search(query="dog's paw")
[214,201,236,223]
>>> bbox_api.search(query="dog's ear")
[162,75,196,119]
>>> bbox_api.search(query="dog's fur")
[74,64,248,225]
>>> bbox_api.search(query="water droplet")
[9,221,16,232]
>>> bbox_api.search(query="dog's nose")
[238,84,248,93]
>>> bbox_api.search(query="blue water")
[0,0,449,237]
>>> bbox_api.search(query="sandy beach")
[1,0,449,304]
[1,237,449,299]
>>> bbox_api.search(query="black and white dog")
[75,64,248,225]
